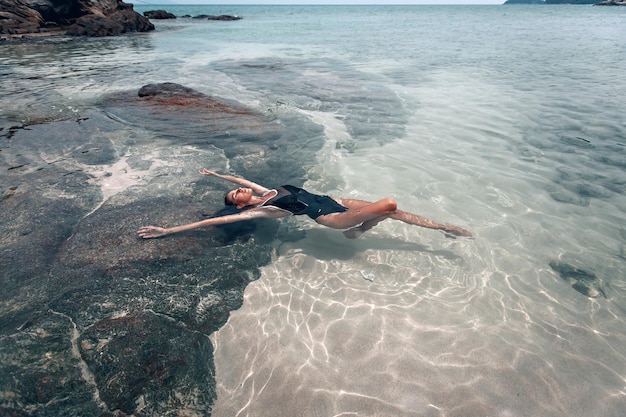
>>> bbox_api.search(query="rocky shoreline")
[504,0,626,4]
[142,9,243,21]
[5,0,623,40]
[0,0,154,38]
[593,0,626,4]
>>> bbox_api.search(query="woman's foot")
[442,224,473,238]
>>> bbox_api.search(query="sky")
[129,1,506,5]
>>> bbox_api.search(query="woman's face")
[227,187,253,207]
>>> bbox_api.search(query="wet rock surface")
[212,58,408,151]
[0,0,154,37]
[0,0,44,35]
[142,10,176,20]
[549,260,606,298]
[0,83,324,415]
[206,15,242,21]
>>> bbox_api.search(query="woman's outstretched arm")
[137,207,289,239]
[199,168,269,195]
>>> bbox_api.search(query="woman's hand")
[199,168,269,195]
[137,226,169,239]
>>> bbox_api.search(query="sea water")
[2,4,626,416]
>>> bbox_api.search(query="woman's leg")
[389,210,472,237]
[341,214,391,238]
[315,198,397,230]
[318,197,472,238]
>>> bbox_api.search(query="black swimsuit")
[260,185,348,220]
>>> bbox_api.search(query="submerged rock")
[549,260,606,298]
[79,311,215,413]
[207,15,242,21]
[0,84,324,414]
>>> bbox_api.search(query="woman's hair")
[209,204,256,244]
[224,191,234,206]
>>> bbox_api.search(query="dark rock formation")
[138,82,200,98]
[207,14,242,21]
[504,0,601,3]
[192,14,242,21]
[22,0,83,23]
[503,0,545,4]
[0,0,44,34]
[143,9,176,19]
[549,260,606,298]
[0,0,154,37]
[0,82,323,415]
[544,0,597,3]
[594,0,626,5]
[65,1,154,37]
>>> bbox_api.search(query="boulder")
[207,14,242,21]
[143,9,176,19]
[66,2,154,36]
[544,0,597,3]
[137,82,200,98]
[0,0,44,34]
[192,14,242,21]
[0,0,154,37]
[21,0,83,22]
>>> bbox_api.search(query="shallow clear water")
[2,4,626,416]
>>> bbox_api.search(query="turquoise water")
[2,4,626,416]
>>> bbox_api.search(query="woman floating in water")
[137,169,472,239]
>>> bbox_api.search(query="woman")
[137,168,472,239]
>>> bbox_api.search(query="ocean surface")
[2,4,626,416]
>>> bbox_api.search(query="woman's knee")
[380,198,397,212]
